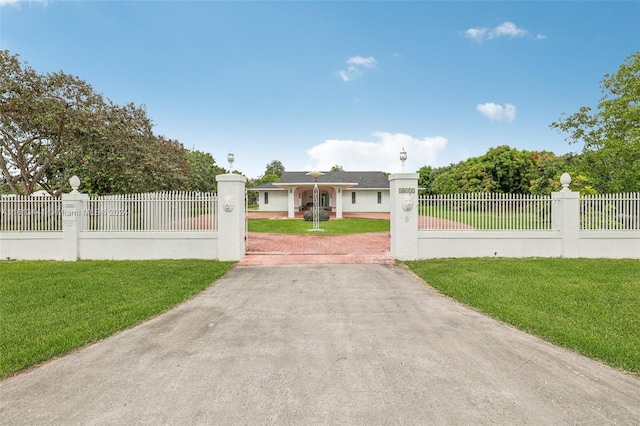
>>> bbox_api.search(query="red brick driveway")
[239,212,393,266]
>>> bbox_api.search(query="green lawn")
[3,254,638,380]
[248,217,390,235]
[404,258,640,376]
[419,205,551,230]
[0,260,233,378]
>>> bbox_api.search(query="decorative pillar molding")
[61,176,89,261]
[216,173,247,261]
[389,173,419,260]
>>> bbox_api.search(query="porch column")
[287,187,296,218]
[335,186,343,218]
[389,173,419,260]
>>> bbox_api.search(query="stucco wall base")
[0,233,64,260]
[577,231,640,258]
[78,232,218,260]
[418,231,561,258]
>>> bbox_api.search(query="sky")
[1,0,638,179]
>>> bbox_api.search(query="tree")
[264,160,285,178]
[427,146,566,194]
[186,150,226,193]
[0,49,104,195]
[550,51,640,192]
[417,165,434,195]
[0,49,195,196]
[47,102,194,195]
[330,164,344,172]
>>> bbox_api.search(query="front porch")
[288,185,345,219]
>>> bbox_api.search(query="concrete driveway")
[1,264,639,425]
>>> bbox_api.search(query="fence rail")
[86,191,218,232]
[418,193,554,231]
[0,195,62,231]
[580,193,640,230]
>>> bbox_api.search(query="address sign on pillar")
[398,188,415,193]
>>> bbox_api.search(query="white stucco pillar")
[551,174,580,258]
[61,176,89,261]
[216,174,247,261]
[389,173,419,260]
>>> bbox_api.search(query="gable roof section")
[252,171,390,190]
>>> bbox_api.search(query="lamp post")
[227,152,234,172]
[306,171,324,231]
[400,147,407,172]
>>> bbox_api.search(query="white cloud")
[490,22,528,38]
[463,22,545,42]
[476,102,516,122]
[464,28,487,42]
[0,0,47,6]
[339,55,376,82]
[347,56,376,68]
[305,132,447,173]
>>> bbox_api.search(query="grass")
[248,217,390,235]
[0,260,233,378]
[404,258,640,376]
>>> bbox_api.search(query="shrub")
[303,208,330,221]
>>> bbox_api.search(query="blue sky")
[1,1,638,179]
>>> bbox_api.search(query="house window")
[352,192,356,204]
[377,192,382,204]
[264,192,269,204]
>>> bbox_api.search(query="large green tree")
[0,50,103,195]
[186,150,226,193]
[0,50,194,196]
[550,51,640,193]
[264,159,285,178]
[427,146,567,195]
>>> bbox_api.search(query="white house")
[252,171,390,218]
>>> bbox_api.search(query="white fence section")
[0,174,246,261]
[0,195,62,232]
[418,193,554,230]
[86,191,217,232]
[580,193,640,230]
[390,173,640,260]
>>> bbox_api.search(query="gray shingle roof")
[252,171,390,190]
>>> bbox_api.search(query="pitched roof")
[252,171,390,190]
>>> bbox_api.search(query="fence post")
[61,176,89,261]
[551,173,580,258]
[389,172,419,260]
[216,173,247,261]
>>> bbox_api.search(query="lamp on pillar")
[400,147,407,172]
[227,152,235,172]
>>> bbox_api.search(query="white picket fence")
[418,193,554,230]
[0,192,217,232]
[86,191,218,232]
[580,193,640,230]
[418,192,640,231]
[413,190,640,259]
[0,195,62,232]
